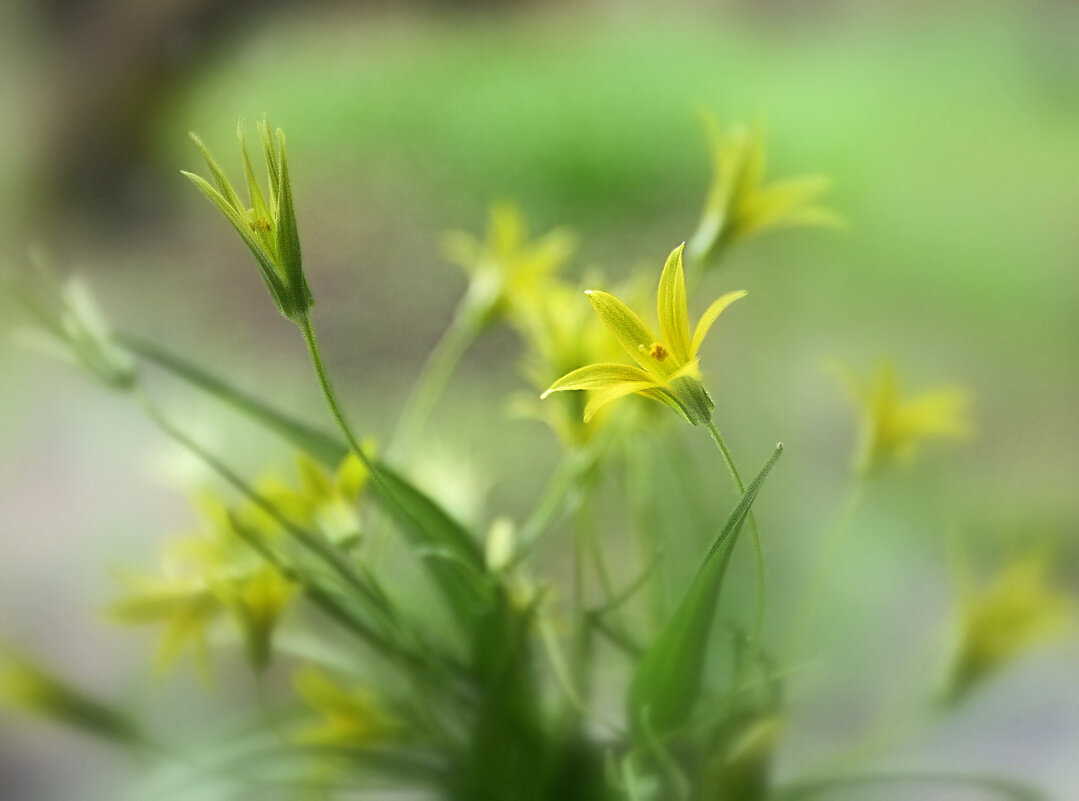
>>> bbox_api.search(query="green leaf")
[119,333,489,622]
[0,648,147,747]
[628,443,783,738]
[771,771,1047,801]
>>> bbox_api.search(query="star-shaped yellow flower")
[541,244,745,425]
[687,115,842,269]
[842,360,970,474]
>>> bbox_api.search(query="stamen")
[649,342,668,361]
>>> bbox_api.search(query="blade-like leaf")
[771,771,1047,801]
[0,649,147,747]
[628,443,783,737]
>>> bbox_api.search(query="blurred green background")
[1,0,1077,798]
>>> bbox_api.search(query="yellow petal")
[541,363,655,397]
[657,243,692,363]
[584,380,659,422]
[585,290,661,373]
[691,290,747,356]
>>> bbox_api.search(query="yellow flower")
[442,201,576,328]
[183,118,311,321]
[109,490,295,677]
[687,114,842,268]
[841,360,970,475]
[293,667,393,745]
[946,554,1073,702]
[513,276,627,444]
[261,450,370,549]
[542,244,746,425]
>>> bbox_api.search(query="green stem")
[627,438,667,626]
[704,419,767,661]
[510,444,599,567]
[785,481,865,660]
[391,296,484,459]
[297,315,372,467]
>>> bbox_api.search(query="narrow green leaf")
[771,771,1047,801]
[628,443,783,737]
[0,649,147,747]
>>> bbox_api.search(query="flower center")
[649,342,668,361]
[247,209,272,232]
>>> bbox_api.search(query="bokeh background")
[1,0,1078,799]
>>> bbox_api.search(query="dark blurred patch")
[33,0,292,223]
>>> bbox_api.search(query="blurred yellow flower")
[261,450,370,549]
[513,276,626,444]
[542,243,745,425]
[293,667,393,745]
[841,360,970,475]
[946,554,1073,702]
[687,114,842,268]
[442,201,576,328]
[109,491,294,677]
[108,452,366,675]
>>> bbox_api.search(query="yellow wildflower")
[687,114,842,268]
[842,360,970,475]
[513,276,626,444]
[442,201,576,328]
[293,667,393,745]
[109,490,294,676]
[542,243,746,425]
[946,554,1073,702]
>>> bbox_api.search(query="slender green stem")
[392,297,484,459]
[785,481,865,660]
[509,444,599,567]
[704,419,767,659]
[627,439,666,626]
[297,315,371,466]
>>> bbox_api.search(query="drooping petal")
[585,290,661,373]
[657,243,692,363]
[691,290,747,356]
[188,134,244,214]
[541,363,655,397]
[583,380,660,423]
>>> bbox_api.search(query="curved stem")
[297,315,371,465]
[704,419,767,661]
[391,297,484,460]
[785,480,865,660]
